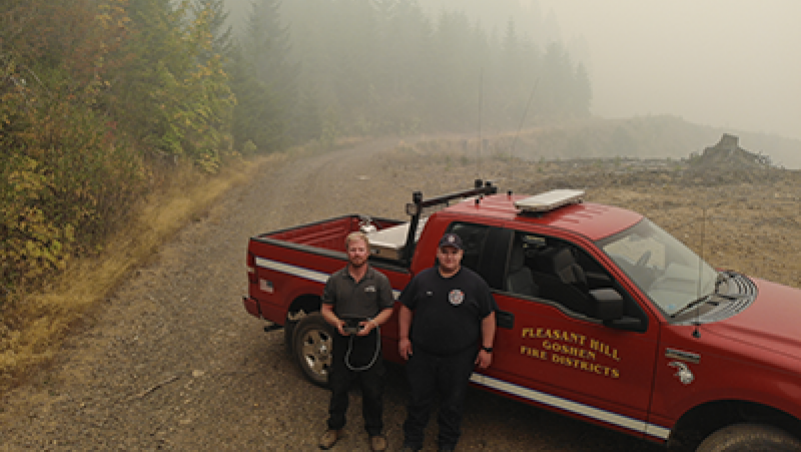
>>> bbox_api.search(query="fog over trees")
[226,0,591,141]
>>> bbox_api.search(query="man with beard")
[319,231,394,451]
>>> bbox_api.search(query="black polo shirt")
[322,265,394,319]
[399,266,497,355]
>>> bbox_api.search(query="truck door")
[472,228,661,439]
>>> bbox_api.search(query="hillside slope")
[486,116,801,169]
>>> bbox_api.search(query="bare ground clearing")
[1,136,799,451]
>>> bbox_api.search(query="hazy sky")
[535,0,801,140]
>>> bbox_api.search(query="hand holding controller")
[342,318,363,335]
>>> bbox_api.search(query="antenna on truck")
[693,208,708,338]
[508,77,539,183]
[477,68,483,179]
[400,180,497,265]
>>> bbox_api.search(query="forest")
[0,0,589,304]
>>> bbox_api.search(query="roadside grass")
[0,153,285,392]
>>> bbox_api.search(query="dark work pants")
[327,330,385,436]
[402,345,477,449]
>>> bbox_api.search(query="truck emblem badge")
[669,361,694,385]
[449,289,464,306]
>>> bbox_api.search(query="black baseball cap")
[438,232,464,250]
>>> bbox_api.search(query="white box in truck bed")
[367,218,428,259]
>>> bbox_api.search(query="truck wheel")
[292,312,333,387]
[697,423,801,452]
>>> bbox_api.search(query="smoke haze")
[536,0,801,141]
[221,0,801,164]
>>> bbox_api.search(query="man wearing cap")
[397,232,497,452]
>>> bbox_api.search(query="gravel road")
[0,138,706,451]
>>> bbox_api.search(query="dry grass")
[0,153,286,391]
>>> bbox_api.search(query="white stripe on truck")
[255,257,401,298]
[470,373,670,441]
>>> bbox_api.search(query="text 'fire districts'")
[521,327,621,379]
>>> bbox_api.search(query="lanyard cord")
[345,325,381,372]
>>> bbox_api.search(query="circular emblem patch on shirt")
[449,289,465,306]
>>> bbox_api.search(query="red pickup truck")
[243,180,801,451]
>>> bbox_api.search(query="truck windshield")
[596,218,717,317]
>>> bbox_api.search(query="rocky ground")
[1,136,799,451]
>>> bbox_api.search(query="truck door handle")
[496,310,514,329]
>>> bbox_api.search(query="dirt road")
[2,137,797,451]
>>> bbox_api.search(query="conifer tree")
[228,43,282,152]
[194,0,234,64]
[571,63,592,116]
[230,0,298,151]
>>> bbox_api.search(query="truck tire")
[291,312,333,387]
[697,423,801,452]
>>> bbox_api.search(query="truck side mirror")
[590,288,624,320]
[591,288,645,331]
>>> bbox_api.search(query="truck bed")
[246,214,413,329]
[260,215,407,255]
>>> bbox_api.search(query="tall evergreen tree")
[231,0,298,150]
[228,42,281,152]
[571,62,592,116]
[294,84,323,142]
[194,0,234,64]
[541,41,574,116]
[427,11,481,128]
[498,18,523,119]
[119,0,187,153]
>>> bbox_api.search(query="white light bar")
[515,189,585,213]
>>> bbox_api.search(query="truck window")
[447,222,510,291]
[598,218,717,316]
[448,225,647,328]
[506,231,617,318]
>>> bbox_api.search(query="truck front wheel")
[292,312,333,387]
[697,423,801,452]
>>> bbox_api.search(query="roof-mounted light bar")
[515,189,585,213]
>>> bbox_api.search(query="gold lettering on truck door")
[520,326,621,379]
